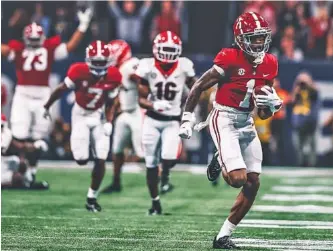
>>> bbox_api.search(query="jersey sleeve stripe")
[64,77,76,89]
[213,64,225,76]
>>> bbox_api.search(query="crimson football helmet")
[23,23,45,48]
[109,40,132,67]
[153,31,182,63]
[233,12,272,59]
[86,40,113,77]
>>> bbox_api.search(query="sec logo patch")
[238,68,245,76]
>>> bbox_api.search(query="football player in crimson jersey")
[179,12,282,248]
[102,40,144,194]
[135,31,197,215]
[43,41,122,212]
[1,9,92,177]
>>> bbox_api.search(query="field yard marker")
[253,205,333,214]
[262,194,333,202]
[283,178,333,185]
[272,186,333,193]
[2,235,333,250]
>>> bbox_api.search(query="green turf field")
[2,168,333,250]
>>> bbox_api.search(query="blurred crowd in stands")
[2,1,333,59]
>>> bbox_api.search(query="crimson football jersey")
[8,36,68,87]
[213,48,278,112]
[64,63,122,110]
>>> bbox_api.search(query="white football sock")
[152,196,160,201]
[87,188,98,199]
[216,219,236,239]
[30,168,37,175]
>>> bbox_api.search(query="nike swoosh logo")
[263,74,270,77]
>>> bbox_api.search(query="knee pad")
[76,159,89,166]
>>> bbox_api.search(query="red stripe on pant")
[212,109,226,169]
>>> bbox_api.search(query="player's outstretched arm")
[184,67,221,113]
[179,67,221,139]
[65,8,92,53]
[44,83,68,111]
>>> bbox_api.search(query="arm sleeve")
[54,43,69,61]
[64,65,80,89]
[108,2,122,18]
[135,59,150,80]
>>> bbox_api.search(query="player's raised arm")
[65,8,93,53]
[179,66,222,139]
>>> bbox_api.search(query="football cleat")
[207,152,222,182]
[213,236,239,249]
[101,183,122,194]
[160,183,174,195]
[29,181,49,190]
[148,200,162,216]
[85,198,102,212]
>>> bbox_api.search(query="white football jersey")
[118,57,140,111]
[1,127,13,154]
[136,57,195,116]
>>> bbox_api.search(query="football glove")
[153,100,172,112]
[42,108,52,121]
[33,140,49,152]
[77,8,93,33]
[179,112,196,139]
[103,122,113,136]
[255,86,282,114]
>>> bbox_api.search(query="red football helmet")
[23,23,45,48]
[109,40,132,67]
[153,31,182,63]
[233,12,272,59]
[86,40,113,77]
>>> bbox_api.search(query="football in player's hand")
[254,85,273,119]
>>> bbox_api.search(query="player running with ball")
[179,12,282,249]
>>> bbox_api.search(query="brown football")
[254,85,273,119]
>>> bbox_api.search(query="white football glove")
[33,140,49,152]
[255,86,282,113]
[103,122,113,136]
[43,108,52,121]
[179,112,196,139]
[153,100,172,112]
[77,8,93,33]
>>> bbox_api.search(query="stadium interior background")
[1,0,333,167]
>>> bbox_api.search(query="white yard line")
[253,205,333,214]
[2,236,333,250]
[272,186,333,193]
[242,219,333,226]
[283,178,333,185]
[262,194,333,202]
